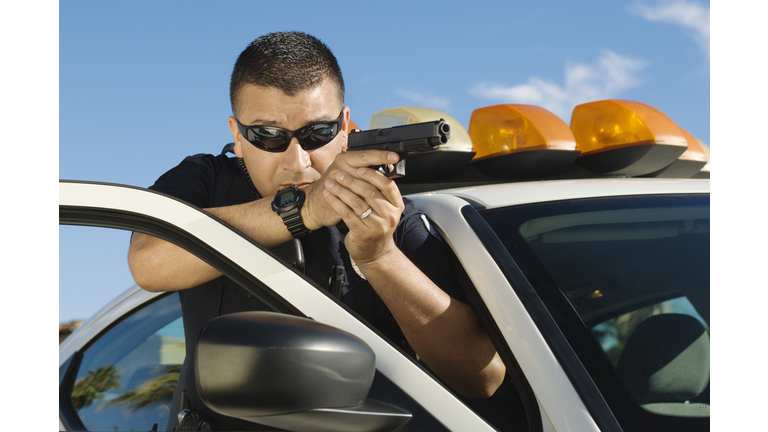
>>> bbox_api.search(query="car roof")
[407,178,710,210]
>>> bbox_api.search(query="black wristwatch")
[272,185,311,238]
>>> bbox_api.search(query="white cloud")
[394,88,450,110]
[469,50,649,119]
[629,0,710,57]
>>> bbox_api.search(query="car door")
[59,181,528,432]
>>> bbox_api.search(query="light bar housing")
[644,126,708,178]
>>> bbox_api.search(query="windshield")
[480,194,709,431]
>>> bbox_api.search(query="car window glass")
[590,296,709,417]
[481,195,710,429]
[69,294,184,432]
[591,296,708,366]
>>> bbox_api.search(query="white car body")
[59,178,710,432]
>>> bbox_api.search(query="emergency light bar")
[468,104,580,178]
[357,100,707,189]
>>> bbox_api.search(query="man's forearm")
[128,197,295,292]
[357,249,506,399]
[128,232,223,291]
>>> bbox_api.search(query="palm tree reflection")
[72,364,181,414]
[102,364,181,413]
[71,365,122,410]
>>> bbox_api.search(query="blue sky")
[55,0,712,323]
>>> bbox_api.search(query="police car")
[59,102,710,432]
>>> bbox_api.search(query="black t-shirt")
[148,144,465,428]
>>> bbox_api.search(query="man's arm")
[358,248,505,399]
[128,196,299,292]
[127,148,356,292]
[321,153,506,399]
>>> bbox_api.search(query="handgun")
[346,119,451,177]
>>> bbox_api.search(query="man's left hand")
[322,151,405,265]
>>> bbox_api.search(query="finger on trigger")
[347,149,398,168]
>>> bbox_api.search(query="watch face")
[277,189,297,208]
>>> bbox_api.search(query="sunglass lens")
[248,127,288,151]
[300,123,339,149]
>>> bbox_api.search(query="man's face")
[228,80,349,197]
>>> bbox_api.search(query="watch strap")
[281,206,310,238]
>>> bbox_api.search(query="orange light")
[469,104,579,160]
[570,100,688,176]
[468,104,580,178]
[585,290,603,300]
[571,100,686,154]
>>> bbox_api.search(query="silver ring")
[359,208,372,219]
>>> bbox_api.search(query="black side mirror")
[196,312,411,432]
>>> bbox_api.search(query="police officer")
[127,32,505,427]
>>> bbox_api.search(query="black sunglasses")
[236,112,344,152]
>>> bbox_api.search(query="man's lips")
[282,182,311,189]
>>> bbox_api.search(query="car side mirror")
[195,312,411,432]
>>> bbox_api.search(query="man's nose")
[281,138,311,172]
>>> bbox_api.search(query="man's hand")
[317,150,404,264]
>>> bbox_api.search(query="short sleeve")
[148,153,221,208]
[395,199,468,304]
[148,151,258,208]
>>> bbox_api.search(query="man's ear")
[228,116,244,158]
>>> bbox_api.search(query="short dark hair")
[230,31,345,117]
